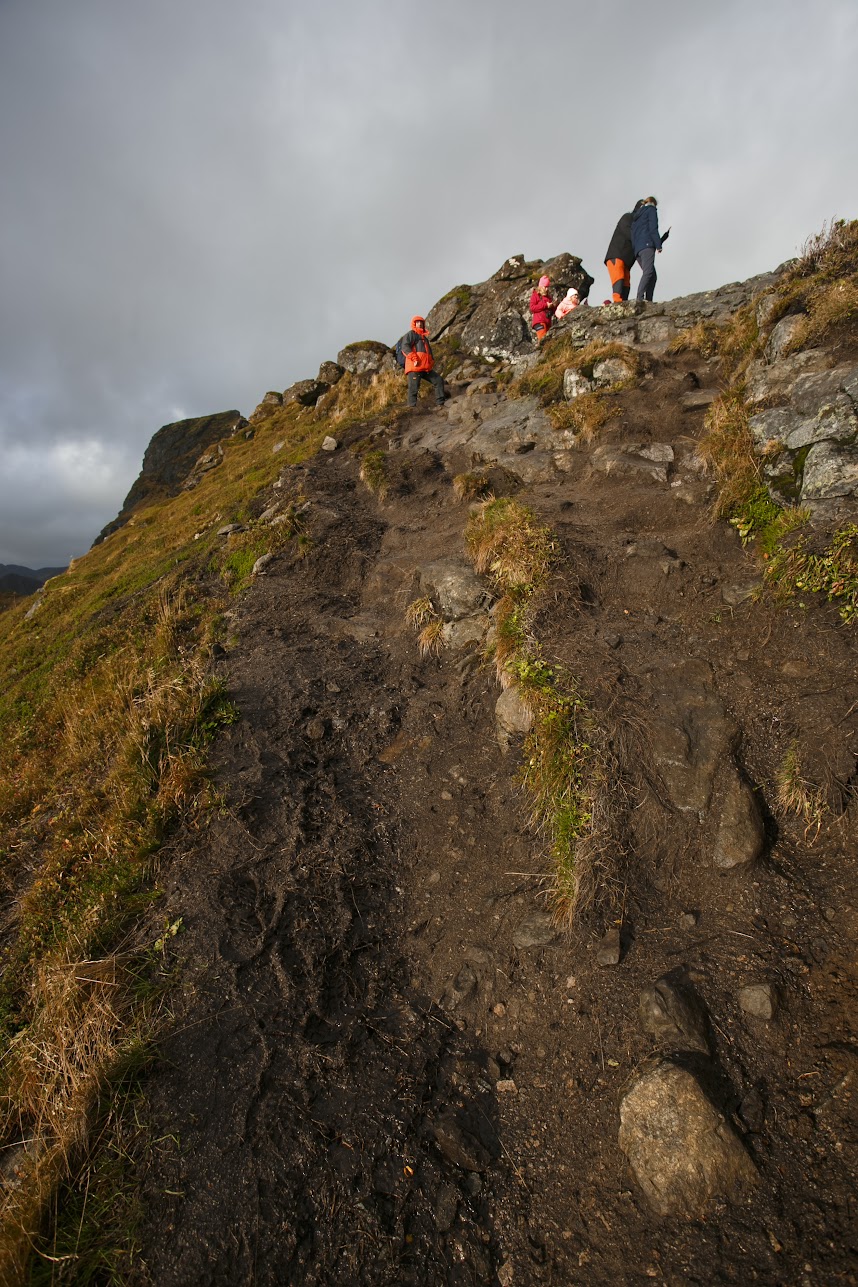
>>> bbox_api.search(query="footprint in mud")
[217,868,275,964]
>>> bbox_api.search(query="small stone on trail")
[496,1080,517,1094]
[513,910,559,950]
[326,682,341,693]
[597,926,622,966]
[679,389,719,411]
[738,983,776,1020]
[217,523,245,536]
[431,1112,491,1172]
[638,442,674,463]
[321,435,339,452]
[679,912,698,929]
[495,686,534,751]
[251,553,275,576]
[306,717,327,741]
[427,870,441,885]
[639,971,710,1054]
[721,582,760,606]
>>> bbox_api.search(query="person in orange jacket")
[402,315,446,407]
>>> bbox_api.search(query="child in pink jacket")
[529,276,556,343]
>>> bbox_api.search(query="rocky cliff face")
[95,408,245,543]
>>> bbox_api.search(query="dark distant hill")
[0,563,66,596]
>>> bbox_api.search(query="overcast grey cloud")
[1,0,856,567]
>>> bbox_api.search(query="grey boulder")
[619,1062,758,1217]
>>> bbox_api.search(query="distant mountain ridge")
[0,563,66,596]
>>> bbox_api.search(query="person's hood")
[411,315,428,334]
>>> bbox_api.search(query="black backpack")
[394,335,408,369]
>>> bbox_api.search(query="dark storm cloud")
[1,0,856,565]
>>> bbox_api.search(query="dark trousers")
[636,247,657,301]
[407,369,445,406]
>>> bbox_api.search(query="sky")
[1,0,856,568]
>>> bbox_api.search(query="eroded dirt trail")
[139,355,857,1285]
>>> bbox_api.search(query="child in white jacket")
[555,288,579,319]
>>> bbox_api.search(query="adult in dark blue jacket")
[631,196,666,302]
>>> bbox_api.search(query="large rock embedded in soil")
[336,340,393,376]
[746,351,858,504]
[419,559,492,620]
[495,685,534,751]
[283,377,329,407]
[619,1062,758,1217]
[712,775,766,870]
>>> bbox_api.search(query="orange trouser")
[606,258,631,302]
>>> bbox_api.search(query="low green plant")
[765,523,858,623]
[359,448,389,499]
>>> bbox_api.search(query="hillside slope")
[1,232,856,1284]
[137,302,856,1281]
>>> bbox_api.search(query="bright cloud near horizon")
[1,0,856,567]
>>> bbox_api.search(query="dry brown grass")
[547,392,620,442]
[0,952,153,1281]
[668,319,724,358]
[697,391,761,517]
[465,498,555,593]
[452,472,492,502]
[776,744,825,839]
[417,618,446,658]
[315,370,403,429]
[513,338,640,407]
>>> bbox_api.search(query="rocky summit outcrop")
[425,252,595,364]
[95,409,245,544]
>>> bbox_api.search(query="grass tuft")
[776,743,825,838]
[359,448,389,499]
[453,472,492,502]
[417,618,446,658]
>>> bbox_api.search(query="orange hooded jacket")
[403,316,434,373]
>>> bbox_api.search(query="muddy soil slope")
[137,343,857,1285]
